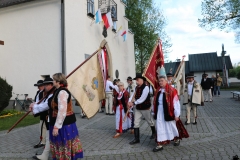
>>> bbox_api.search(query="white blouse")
[54,90,68,129]
[158,89,181,118]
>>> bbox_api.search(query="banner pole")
[66,44,106,79]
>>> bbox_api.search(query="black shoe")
[99,110,104,113]
[233,155,239,160]
[81,115,86,118]
[106,113,109,115]
[129,128,140,145]
[174,139,180,146]
[33,143,45,148]
[185,121,190,125]
[192,121,197,125]
[32,156,40,160]
[153,145,163,152]
[150,126,155,139]
[109,113,115,115]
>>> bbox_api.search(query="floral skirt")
[49,123,83,160]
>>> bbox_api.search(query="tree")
[122,0,172,73]
[236,66,240,79]
[0,77,12,113]
[229,68,237,77]
[198,0,240,43]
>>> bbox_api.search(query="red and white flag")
[143,40,165,90]
[102,12,113,29]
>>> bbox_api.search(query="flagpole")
[7,111,31,133]
[142,38,161,91]
[66,43,107,79]
[173,56,185,80]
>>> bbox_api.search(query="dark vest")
[116,93,128,113]
[154,91,174,121]
[34,90,44,102]
[135,84,151,110]
[49,88,76,126]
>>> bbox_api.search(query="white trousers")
[105,92,113,114]
[186,103,197,123]
[203,89,212,101]
[134,109,155,128]
[36,130,50,160]
[39,120,46,144]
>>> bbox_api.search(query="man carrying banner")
[30,77,56,160]
[142,38,189,152]
[152,73,185,152]
[33,80,45,148]
[128,74,156,145]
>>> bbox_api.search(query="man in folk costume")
[30,77,56,160]
[183,73,204,125]
[113,82,133,138]
[152,69,189,152]
[128,74,156,145]
[33,80,46,148]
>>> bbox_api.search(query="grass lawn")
[0,113,39,131]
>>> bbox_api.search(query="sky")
[156,0,240,66]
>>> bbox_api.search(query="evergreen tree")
[0,77,13,113]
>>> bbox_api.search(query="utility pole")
[221,44,227,87]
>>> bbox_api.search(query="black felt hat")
[186,73,196,78]
[34,80,44,87]
[127,76,133,81]
[43,77,53,85]
[133,73,146,81]
[166,73,173,77]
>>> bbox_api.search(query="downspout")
[61,0,66,74]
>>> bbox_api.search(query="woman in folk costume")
[113,82,133,138]
[50,73,83,160]
[152,71,189,152]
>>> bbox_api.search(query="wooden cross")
[0,40,4,45]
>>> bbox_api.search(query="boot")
[150,126,155,139]
[129,128,140,145]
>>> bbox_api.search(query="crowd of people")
[29,71,223,159]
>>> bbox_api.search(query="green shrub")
[0,77,13,113]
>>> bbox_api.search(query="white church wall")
[0,0,62,99]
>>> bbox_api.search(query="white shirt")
[105,80,115,92]
[158,88,180,117]
[129,85,149,105]
[33,94,53,115]
[188,82,193,96]
[35,90,43,103]
[149,85,153,94]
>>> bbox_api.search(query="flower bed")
[0,110,24,118]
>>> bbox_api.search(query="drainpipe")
[61,0,66,74]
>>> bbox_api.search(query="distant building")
[165,52,233,83]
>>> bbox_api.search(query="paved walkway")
[0,91,240,160]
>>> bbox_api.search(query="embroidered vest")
[49,88,76,126]
[135,84,151,110]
